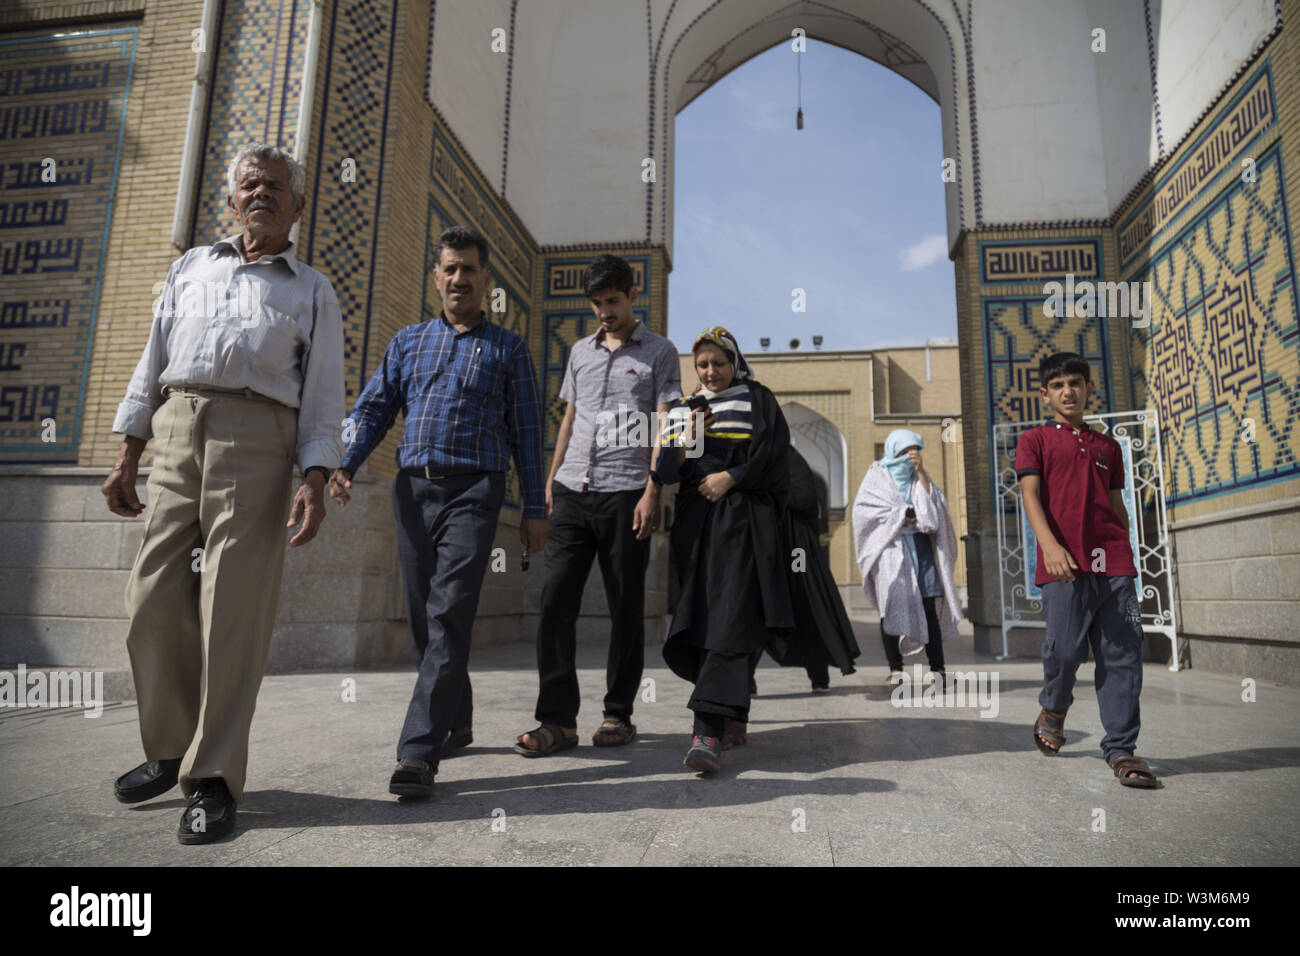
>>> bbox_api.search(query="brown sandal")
[592,717,637,747]
[1033,708,1066,755]
[1111,755,1159,788]
[513,723,578,757]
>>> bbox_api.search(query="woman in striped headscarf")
[653,326,794,774]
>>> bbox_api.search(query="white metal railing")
[993,409,1179,670]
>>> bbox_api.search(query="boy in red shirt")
[1015,352,1158,788]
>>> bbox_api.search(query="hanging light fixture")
[796,40,804,129]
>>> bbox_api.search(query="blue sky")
[667,39,957,353]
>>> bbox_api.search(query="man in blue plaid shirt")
[329,225,548,798]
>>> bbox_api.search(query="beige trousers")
[124,386,297,802]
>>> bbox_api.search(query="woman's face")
[694,343,734,392]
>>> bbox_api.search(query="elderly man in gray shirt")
[100,143,344,844]
[515,255,680,756]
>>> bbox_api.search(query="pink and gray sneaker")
[721,720,748,751]
[683,735,722,773]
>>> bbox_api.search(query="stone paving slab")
[1,621,1298,866]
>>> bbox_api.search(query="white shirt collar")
[213,233,302,277]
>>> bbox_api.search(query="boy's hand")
[1042,543,1078,582]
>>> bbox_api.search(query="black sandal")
[592,717,637,747]
[513,723,578,757]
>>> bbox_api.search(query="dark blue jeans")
[1039,574,1144,764]
[393,471,504,765]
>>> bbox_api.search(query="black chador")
[658,377,794,714]
[773,447,860,676]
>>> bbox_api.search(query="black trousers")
[690,650,755,736]
[881,595,946,672]
[393,471,504,764]
[534,483,651,727]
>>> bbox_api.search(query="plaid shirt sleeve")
[503,335,546,518]
[341,332,406,475]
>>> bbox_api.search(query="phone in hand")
[686,394,710,411]
[905,507,916,520]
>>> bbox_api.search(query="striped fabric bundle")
[660,383,753,445]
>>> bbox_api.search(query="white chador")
[852,460,961,655]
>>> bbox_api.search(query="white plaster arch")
[782,400,850,512]
[487,0,970,251]
[654,0,969,254]
[430,0,1283,248]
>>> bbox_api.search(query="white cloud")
[899,234,948,271]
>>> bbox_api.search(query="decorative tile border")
[978,238,1102,285]
[1118,61,1275,270]
[544,255,649,300]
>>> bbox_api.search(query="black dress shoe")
[177,778,236,845]
[389,758,435,798]
[441,726,473,757]
[114,758,182,804]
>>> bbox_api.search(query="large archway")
[782,401,849,516]
[652,0,968,254]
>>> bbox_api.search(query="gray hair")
[226,143,305,198]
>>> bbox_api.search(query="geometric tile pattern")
[982,296,1113,509]
[192,0,311,247]
[1129,140,1300,504]
[541,307,650,452]
[540,251,657,457]
[308,0,397,404]
[983,297,1113,426]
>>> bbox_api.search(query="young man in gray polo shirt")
[515,255,681,755]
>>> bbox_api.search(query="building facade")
[2,0,1296,682]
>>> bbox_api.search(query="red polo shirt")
[1015,420,1136,586]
